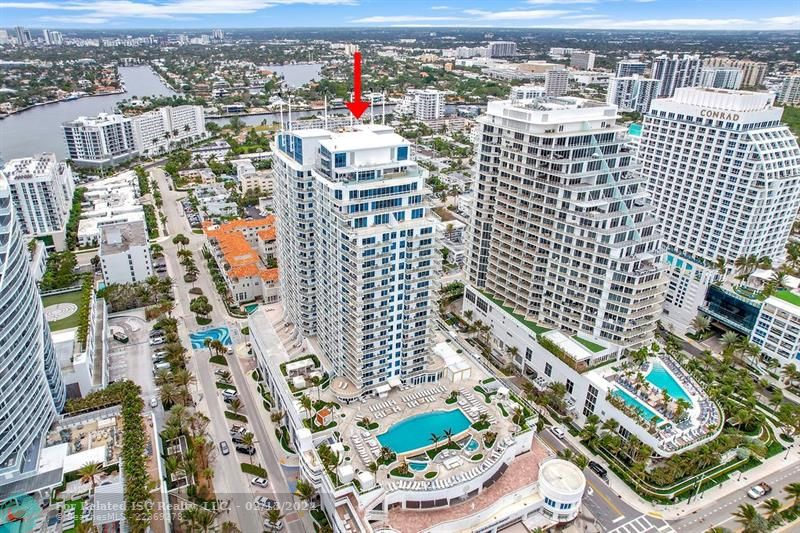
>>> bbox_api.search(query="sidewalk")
[563,430,800,520]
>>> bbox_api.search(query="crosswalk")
[607,515,676,533]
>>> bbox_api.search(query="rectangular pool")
[613,388,663,423]
[646,361,692,404]
[377,409,471,455]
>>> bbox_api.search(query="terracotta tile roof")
[260,268,279,282]
[257,227,277,241]
[204,217,279,283]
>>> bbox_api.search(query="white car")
[251,477,269,488]
[263,519,284,531]
[550,426,566,439]
[149,397,159,408]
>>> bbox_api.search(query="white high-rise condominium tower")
[465,98,666,348]
[570,51,596,70]
[699,67,743,90]
[273,125,438,393]
[639,88,800,332]
[1,153,75,249]
[607,76,661,114]
[652,54,702,97]
[63,113,138,167]
[778,75,800,105]
[544,69,569,97]
[400,89,445,121]
[615,60,646,78]
[487,41,516,57]
[0,177,65,489]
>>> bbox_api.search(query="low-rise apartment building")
[204,216,279,304]
[99,220,153,285]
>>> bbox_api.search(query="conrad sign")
[700,109,740,121]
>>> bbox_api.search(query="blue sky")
[1,0,798,30]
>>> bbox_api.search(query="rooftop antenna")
[279,101,285,132]
[324,95,328,129]
[370,95,374,125]
[288,95,293,131]
[382,91,386,125]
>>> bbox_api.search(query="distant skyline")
[1,0,799,30]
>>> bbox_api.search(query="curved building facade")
[0,177,65,485]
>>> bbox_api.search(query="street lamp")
[784,444,794,460]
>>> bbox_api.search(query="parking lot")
[107,314,159,406]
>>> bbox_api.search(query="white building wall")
[750,296,800,369]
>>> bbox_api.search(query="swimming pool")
[613,388,663,423]
[465,438,479,452]
[409,461,428,471]
[189,326,232,349]
[646,361,692,404]
[377,409,471,455]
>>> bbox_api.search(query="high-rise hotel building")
[639,88,800,332]
[273,125,438,393]
[0,176,65,489]
[465,97,666,349]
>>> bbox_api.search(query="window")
[411,208,424,219]
[397,146,409,161]
[583,384,598,416]
[566,379,574,395]
[335,152,347,168]
[544,362,552,377]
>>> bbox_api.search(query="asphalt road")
[668,458,800,532]
[150,167,311,532]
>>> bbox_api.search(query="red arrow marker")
[345,51,370,119]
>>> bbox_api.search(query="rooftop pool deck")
[646,361,692,404]
[377,409,471,455]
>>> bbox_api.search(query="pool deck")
[268,308,523,496]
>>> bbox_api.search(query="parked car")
[550,426,566,439]
[588,461,608,478]
[219,441,230,456]
[149,329,165,338]
[112,331,129,343]
[251,477,269,488]
[747,482,772,499]
[263,519,284,531]
[149,337,166,346]
[221,389,238,399]
[153,362,171,373]
[235,444,256,455]
[254,496,277,510]
[230,425,246,436]
[150,397,159,408]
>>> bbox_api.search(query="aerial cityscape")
[1,2,800,533]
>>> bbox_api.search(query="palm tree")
[241,432,256,464]
[572,453,589,471]
[193,508,215,533]
[172,233,189,248]
[79,461,102,490]
[204,337,213,356]
[443,428,454,446]
[781,363,798,385]
[227,398,243,416]
[310,375,322,401]
[360,416,372,429]
[294,478,316,505]
[761,498,782,524]
[785,482,800,507]
[732,503,767,532]
[220,522,241,533]
[720,331,740,356]
[714,256,727,277]
[265,509,283,530]
[691,314,711,336]
[300,395,313,418]
[160,382,181,407]
[209,339,225,357]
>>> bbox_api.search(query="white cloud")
[526,0,596,4]
[430,5,450,9]
[0,0,357,20]
[41,14,110,24]
[351,15,457,24]
[463,9,571,20]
